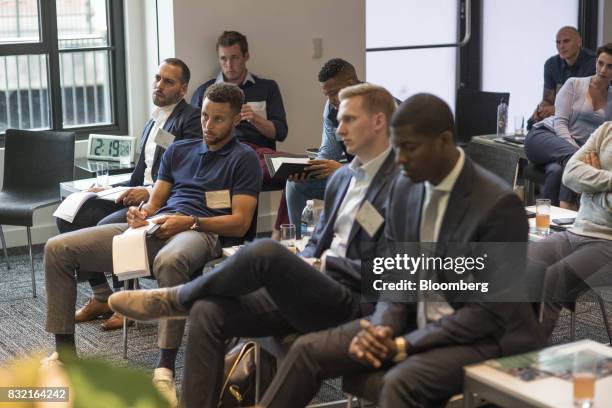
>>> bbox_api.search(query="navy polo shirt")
[155,137,262,218]
[543,48,596,92]
[191,73,288,150]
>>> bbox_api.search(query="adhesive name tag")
[154,128,176,149]
[205,190,231,209]
[355,200,384,238]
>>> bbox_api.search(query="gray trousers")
[259,319,500,408]
[532,231,612,308]
[44,223,220,348]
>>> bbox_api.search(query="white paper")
[246,101,267,120]
[96,186,131,202]
[53,191,97,223]
[270,156,310,171]
[355,200,384,238]
[112,220,160,280]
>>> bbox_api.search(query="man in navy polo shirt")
[42,83,261,407]
[192,30,290,232]
[529,26,596,127]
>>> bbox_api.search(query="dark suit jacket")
[126,99,202,187]
[300,150,400,292]
[371,157,548,357]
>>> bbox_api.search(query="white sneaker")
[153,367,178,408]
[40,352,63,369]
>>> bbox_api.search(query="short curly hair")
[203,83,245,115]
[318,58,357,83]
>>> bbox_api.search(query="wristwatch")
[392,336,408,363]
[189,215,201,232]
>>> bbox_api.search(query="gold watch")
[392,336,408,363]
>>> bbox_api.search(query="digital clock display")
[89,138,132,158]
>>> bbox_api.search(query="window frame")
[0,0,127,146]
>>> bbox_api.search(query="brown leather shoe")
[101,312,134,331]
[75,297,113,323]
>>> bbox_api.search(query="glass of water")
[280,224,297,253]
[94,162,109,187]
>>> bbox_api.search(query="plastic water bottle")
[496,99,508,137]
[301,200,316,238]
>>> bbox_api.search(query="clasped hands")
[348,320,399,368]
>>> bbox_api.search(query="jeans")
[524,127,579,205]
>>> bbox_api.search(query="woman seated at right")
[525,42,612,209]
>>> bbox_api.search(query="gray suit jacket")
[301,150,400,292]
[371,157,548,356]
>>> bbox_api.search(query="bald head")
[556,26,582,64]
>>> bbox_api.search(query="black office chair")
[522,163,547,205]
[0,129,75,297]
[455,88,510,146]
[465,142,520,189]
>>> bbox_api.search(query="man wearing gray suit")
[251,94,550,408]
[109,83,401,408]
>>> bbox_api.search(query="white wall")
[169,0,366,230]
[171,0,365,156]
[603,0,612,43]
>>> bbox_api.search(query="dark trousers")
[524,127,579,205]
[259,319,501,408]
[177,239,362,408]
[56,198,125,233]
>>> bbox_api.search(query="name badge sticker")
[205,190,231,209]
[154,128,176,149]
[355,200,384,238]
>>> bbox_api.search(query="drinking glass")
[94,162,109,187]
[573,350,597,408]
[280,224,297,253]
[514,115,525,135]
[535,198,551,235]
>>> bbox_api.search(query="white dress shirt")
[325,146,391,259]
[143,102,178,185]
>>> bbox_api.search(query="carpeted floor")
[0,244,610,405]
[0,244,345,403]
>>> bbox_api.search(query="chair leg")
[122,278,133,359]
[26,227,36,298]
[570,310,576,341]
[524,179,535,205]
[0,225,10,270]
[254,341,261,403]
[596,296,612,344]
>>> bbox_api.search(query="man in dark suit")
[252,94,550,408]
[57,58,202,330]
[109,83,400,408]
